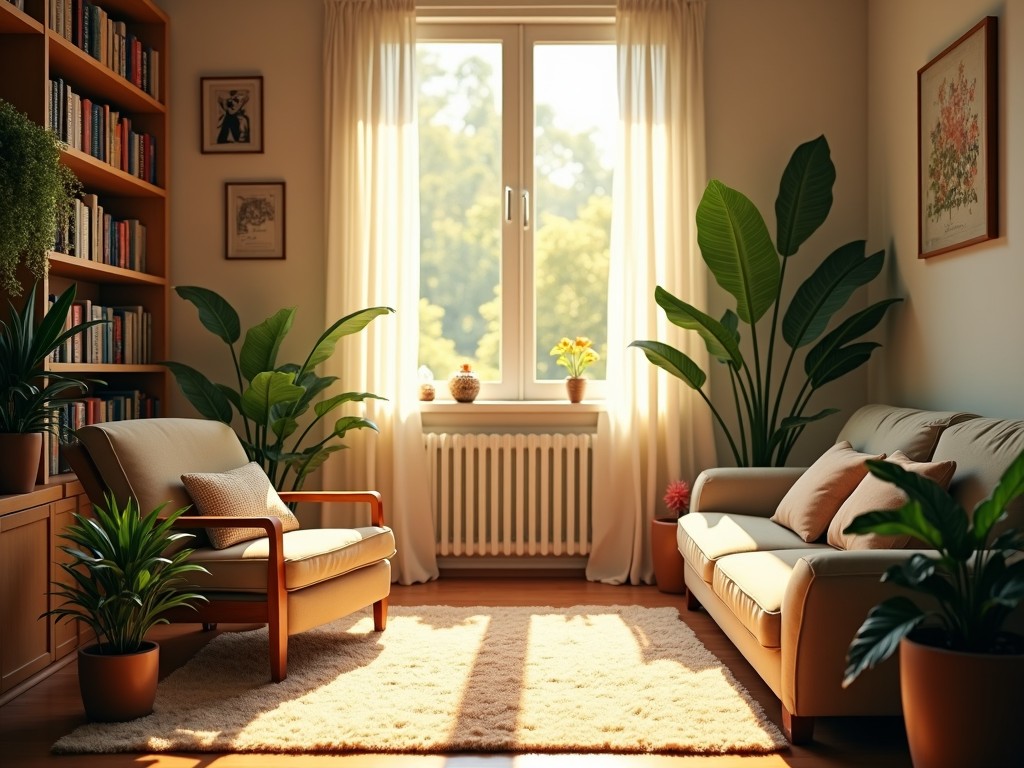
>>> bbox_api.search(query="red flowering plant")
[663,479,691,518]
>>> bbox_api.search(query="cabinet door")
[51,496,80,660]
[0,503,53,693]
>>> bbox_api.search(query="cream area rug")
[53,604,787,755]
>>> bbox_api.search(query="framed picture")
[225,182,286,260]
[200,76,264,153]
[918,16,998,259]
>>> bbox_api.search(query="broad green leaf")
[302,306,394,373]
[971,449,1024,545]
[163,361,233,423]
[289,445,346,477]
[805,341,879,388]
[628,341,707,390]
[270,416,299,442]
[239,308,295,383]
[695,180,780,324]
[332,415,379,437]
[175,286,240,344]
[654,286,744,367]
[843,501,942,549]
[775,135,835,256]
[314,391,385,418]
[770,409,839,453]
[240,371,304,425]
[782,242,884,348]
[843,596,925,687]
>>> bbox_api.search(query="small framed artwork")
[200,76,264,153]
[918,16,998,259]
[225,182,286,260]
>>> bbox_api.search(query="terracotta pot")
[650,516,686,594]
[77,641,160,722]
[900,633,1024,768]
[0,432,43,494]
[565,377,586,403]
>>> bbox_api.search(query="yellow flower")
[550,335,600,378]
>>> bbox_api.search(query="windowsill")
[419,400,604,430]
[419,399,604,414]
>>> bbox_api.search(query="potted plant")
[651,479,691,594]
[630,135,902,467]
[163,286,393,492]
[45,493,208,722]
[0,98,81,297]
[549,336,600,403]
[842,451,1024,768]
[0,282,106,493]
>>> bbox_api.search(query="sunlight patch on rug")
[53,604,787,755]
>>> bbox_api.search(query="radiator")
[423,432,594,557]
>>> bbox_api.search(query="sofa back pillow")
[835,404,977,462]
[771,441,884,542]
[827,450,957,550]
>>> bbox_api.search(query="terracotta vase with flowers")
[549,336,599,403]
[651,479,691,594]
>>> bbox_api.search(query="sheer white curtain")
[587,0,716,584]
[322,0,438,585]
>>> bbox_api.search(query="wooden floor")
[0,577,912,767]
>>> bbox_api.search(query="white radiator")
[423,432,594,557]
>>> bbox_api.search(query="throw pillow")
[771,441,884,542]
[180,461,300,549]
[828,450,957,550]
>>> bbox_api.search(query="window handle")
[521,189,530,230]
[504,186,513,222]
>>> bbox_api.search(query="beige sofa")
[677,404,1024,743]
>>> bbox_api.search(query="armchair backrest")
[69,418,248,513]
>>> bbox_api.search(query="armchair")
[63,418,396,683]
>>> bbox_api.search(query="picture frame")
[918,16,998,259]
[200,76,264,154]
[225,182,286,260]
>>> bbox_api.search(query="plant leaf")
[239,308,295,383]
[628,341,707,390]
[162,361,233,423]
[843,501,942,549]
[805,341,879,389]
[174,286,240,344]
[843,596,925,688]
[775,134,836,257]
[695,180,780,324]
[240,371,304,425]
[971,449,1024,546]
[654,286,744,367]
[301,306,394,374]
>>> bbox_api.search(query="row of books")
[49,393,161,474]
[50,298,153,366]
[48,77,158,185]
[54,193,148,271]
[47,0,160,100]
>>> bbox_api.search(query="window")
[416,23,615,400]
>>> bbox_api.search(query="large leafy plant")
[843,450,1024,687]
[46,494,208,655]
[1,282,106,434]
[631,136,901,466]
[165,286,394,491]
[0,98,81,297]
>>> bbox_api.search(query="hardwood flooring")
[0,577,912,767]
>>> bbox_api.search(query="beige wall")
[867,0,1024,419]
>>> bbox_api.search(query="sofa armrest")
[690,467,806,518]
[278,490,385,526]
[780,548,923,718]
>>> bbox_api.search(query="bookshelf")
[0,0,168,699]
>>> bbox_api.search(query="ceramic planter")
[900,633,1024,768]
[650,516,686,594]
[0,432,42,494]
[565,377,586,403]
[77,641,160,722]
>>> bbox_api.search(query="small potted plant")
[549,336,600,403]
[45,493,208,722]
[651,479,691,594]
[843,451,1024,768]
[0,282,106,493]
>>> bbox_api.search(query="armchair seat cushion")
[186,526,396,592]
[678,512,825,583]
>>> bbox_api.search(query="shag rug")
[53,604,787,755]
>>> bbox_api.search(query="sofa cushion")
[678,512,825,583]
[185,526,397,592]
[181,462,301,549]
[827,450,957,550]
[712,550,810,649]
[836,404,977,462]
[771,441,884,543]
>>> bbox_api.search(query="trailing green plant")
[0,98,81,297]
[843,450,1024,688]
[164,286,394,491]
[1,281,107,435]
[45,493,209,655]
[630,135,902,467]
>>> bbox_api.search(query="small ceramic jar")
[448,363,481,403]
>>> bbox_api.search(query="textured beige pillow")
[180,462,300,549]
[828,450,957,550]
[771,441,884,542]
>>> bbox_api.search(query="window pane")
[533,44,614,381]
[417,42,503,382]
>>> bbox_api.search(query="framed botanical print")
[918,17,998,258]
[201,76,264,154]
[225,182,285,260]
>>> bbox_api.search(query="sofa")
[677,404,1024,743]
